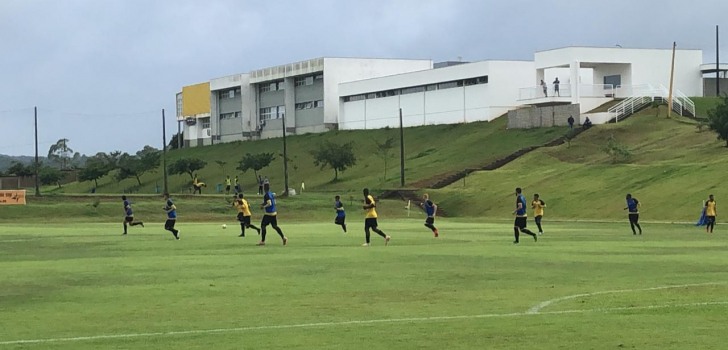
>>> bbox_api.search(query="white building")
[338,60,535,130]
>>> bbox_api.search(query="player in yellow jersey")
[532,194,546,235]
[362,188,390,246]
[225,175,232,195]
[705,194,717,234]
[233,193,260,237]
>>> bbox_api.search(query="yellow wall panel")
[182,82,211,117]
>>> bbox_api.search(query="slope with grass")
[53,117,568,194]
[431,105,728,222]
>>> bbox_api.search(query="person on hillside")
[362,188,391,246]
[567,115,575,129]
[334,195,347,233]
[532,194,546,235]
[258,183,287,246]
[263,177,270,188]
[705,194,717,234]
[193,174,206,195]
[583,117,593,129]
[163,193,180,240]
[513,188,538,244]
[225,175,232,195]
[553,78,560,96]
[541,79,548,97]
[234,176,241,194]
[258,175,264,195]
[624,194,642,235]
[234,193,260,237]
[122,195,144,235]
[422,193,439,238]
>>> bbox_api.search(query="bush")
[600,135,632,164]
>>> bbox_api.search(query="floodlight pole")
[282,113,290,196]
[34,107,40,197]
[399,108,405,187]
[717,25,721,95]
[162,109,168,195]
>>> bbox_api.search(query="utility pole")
[282,112,290,196]
[34,107,40,197]
[399,108,405,187]
[667,42,677,118]
[162,109,168,195]
[177,120,182,149]
[718,25,721,96]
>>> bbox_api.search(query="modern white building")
[338,60,535,130]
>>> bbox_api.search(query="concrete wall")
[703,78,728,97]
[508,104,581,129]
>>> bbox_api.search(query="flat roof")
[536,45,703,53]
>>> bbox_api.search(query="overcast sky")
[1,0,726,156]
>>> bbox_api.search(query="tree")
[39,166,63,188]
[374,137,396,179]
[600,134,632,164]
[168,132,183,150]
[215,160,227,176]
[7,162,33,177]
[116,150,161,185]
[47,139,74,169]
[136,145,160,158]
[237,153,275,182]
[78,156,111,187]
[651,100,661,118]
[168,158,207,180]
[707,94,728,147]
[310,141,357,181]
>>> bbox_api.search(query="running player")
[422,194,439,237]
[705,194,717,234]
[234,193,260,237]
[513,188,538,244]
[257,183,287,246]
[624,194,642,235]
[334,195,347,233]
[163,193,180,240]
[532,194,546,235]
[362,188,390,246]
[122,195,144,235]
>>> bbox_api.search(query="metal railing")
[608,84,696,122]
[518,83,572,100]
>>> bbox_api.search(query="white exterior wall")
[338,60,535,130]
[535,47,703,96]
[322,58,433,124]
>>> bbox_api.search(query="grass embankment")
[53,117,568,194]
[431,105,727,221]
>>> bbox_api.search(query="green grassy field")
[1,220,727,349]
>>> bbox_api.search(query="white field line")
[2,300,727,346]
[526,282,727,314]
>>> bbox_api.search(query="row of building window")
[220,111,242,120]
[342,76,488,102]
[294,74,323,87]
[260,106,285,121]
[260,81,285,93]
[219,88,242,99]
[295,100,324,110]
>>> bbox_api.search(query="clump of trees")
[707,94,728,147]
[168,158,207,180]
[310,141,357,181]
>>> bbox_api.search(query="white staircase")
[608,84,695,122]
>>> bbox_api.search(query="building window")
[366,93,376,99]
[344,95,365,102]
[260,84,271,93]
[401,86,426,95]
[276,81,285,91]
[438,81,463,90]
[314,74,323,80]
[176,94,183,118]
[218,88,241,99]
[235,111,242,118]
[260,107,273,120]
[296,102,314,110]
[277,106,285,119]
[314,100,324,108]
[295,76,314,87]
[464,76,488,86]
[220,112,234,120]
[426,84,437,91]
[201,118,211,129]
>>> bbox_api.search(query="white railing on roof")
[578,84,615,98]
[608,84,695,122]
[519,83,572,100]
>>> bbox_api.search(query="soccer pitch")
[1,220,727,349]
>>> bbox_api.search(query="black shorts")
[261,215,278,227]
[706,216,716,225]
[335,216,346,225]
[238,214,251,226]
[514,216,527,229]
[165,219,176,229]
[629,213,639,223]
[125,216,134,223]
[235,185,241,192]
[365,218,378,230]
[226,185,231,191]
[425,217,435,225]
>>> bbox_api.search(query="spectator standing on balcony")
[553,78,561,96]
[568,115,575,129]
[541,80,548,97]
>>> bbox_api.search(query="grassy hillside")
[54,117,568,194]
[431,105,728,222]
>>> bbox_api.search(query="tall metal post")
[177,120,182,149]
[34,107,40,197]
[399,108,405,187]
[162,109,168,194]
[667,42,677,118]
[282,112,290,195]
[718,25,721,96]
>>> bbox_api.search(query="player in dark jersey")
[257,183,287,246]
[513,188,538,244]
[334,195,347,233]
[163,193,180,240]
[122,195,144,235]
[624,194,642,235]
[422,194,439,237]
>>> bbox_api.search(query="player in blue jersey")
[122,196,144,235]
[334,195,347,233]
[421,194,439,237]
[624,194,642,235]
[257,183,287,246]
[512,188,538,244]
[163,193,180,240]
